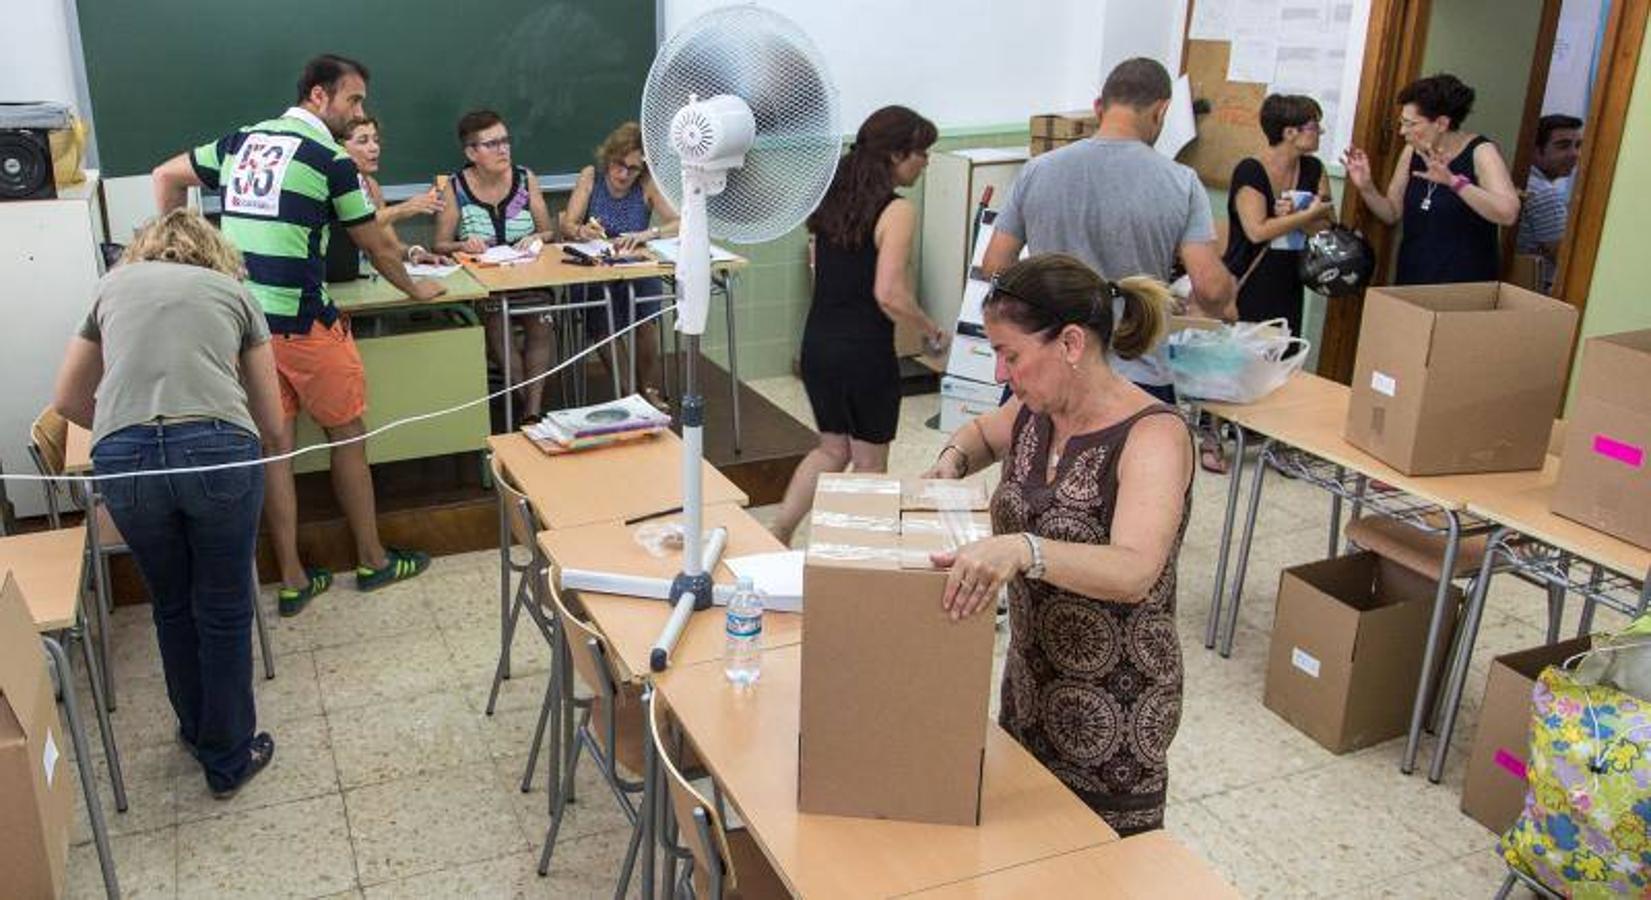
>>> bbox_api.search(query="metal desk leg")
[1349,474,1368,528]
[1549,556,1575,642]
[626,283,639,396]
[44,636,119,900]
[77,618,127,813]
[1401,510,1461,775]
[721,274,742,455]
[601,284,622,401]
[639,686,658,900]
[1328,466,1346,558]
[494,478,513,692]
[1220,440,1274,657]
[1205,425,1247,650]
[85,494,116,711]
[1429,527,1510,783]
[1576,565,1604,637]
[500,295,515,431]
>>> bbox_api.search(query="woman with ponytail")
[922,253,1194,836]
[771,105,944,544]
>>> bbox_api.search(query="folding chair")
[537,575,649,895]
[648,694,788,900]
[484,453,562,795]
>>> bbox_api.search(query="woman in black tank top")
[770,107,945,544]
[1341,74,1521,284]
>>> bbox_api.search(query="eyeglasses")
[986,274,1038,308]
[1397,117,1426,130]
[611,160,646,176]
[468,136,511,152]
[1296,121,1322,134]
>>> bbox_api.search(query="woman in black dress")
[770,106,945,544]
[1206,94,1335,472]
[1342,74,1521,285]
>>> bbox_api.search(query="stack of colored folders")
[522,394,672,455]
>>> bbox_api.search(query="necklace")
[1421,181,1437,212]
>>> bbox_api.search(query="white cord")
[8,302,678,484]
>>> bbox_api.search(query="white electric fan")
[560,6,841,671]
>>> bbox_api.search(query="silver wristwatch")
[1022,532,1046,580]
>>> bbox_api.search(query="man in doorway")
[982,56,1236,403]
[152,54,442,615]
[1516,114,1583,292]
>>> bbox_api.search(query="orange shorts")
[273,319,367,427]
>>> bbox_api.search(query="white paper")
[1228,37,1279,83]
[405,262,460,278]
[563,239,614,258]
[1291,647,1322,678]
[478,241,541,265]
[42,728,59,787]
[1190,0,1237,40]
[724,551,805,610]
[957,278,991,328]
[1155,74,1198,160]
[645,237,738,264]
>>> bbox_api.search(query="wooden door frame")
[1552,0,1650,339]
[1318,0,1649,383]
[1501,0,1566,274]
[1316,0,1433,383]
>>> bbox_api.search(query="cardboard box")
[799,474,996,825]
[1551,329,1651,549]
[0,573,74,899]
[939,374,1002,434]
[1264,552,1461,753]
[1029,111,1098,140]
[1343,282,1577,476]
[1460,636,1590,834]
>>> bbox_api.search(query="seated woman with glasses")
[433,109,557,424]
[559,123,680,406]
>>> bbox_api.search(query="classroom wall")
[1418,0,1547,150]
[1570,20,1651,403]
[0,0,78,106]
[661,0,1107,130]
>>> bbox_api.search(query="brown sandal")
[1199,431,1229,475]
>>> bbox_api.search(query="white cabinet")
[918,148,1026,336]
[0,172,106,517]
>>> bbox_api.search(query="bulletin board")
[1179,40,1270,189]
[1177,0,1372,189]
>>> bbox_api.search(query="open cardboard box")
[798,474,997,825]
[1460,636,1591,834]
[1344,282,1576,476]
[1264,552,1460,754]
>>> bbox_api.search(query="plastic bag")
[1165,318,1309,404]
[1576,613,1651,703]
[1499,659,1651,897]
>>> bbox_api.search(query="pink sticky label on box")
[1494,748,1527,780]
[1593,434,1645,469]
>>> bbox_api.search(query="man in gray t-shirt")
[985,57,1235,394]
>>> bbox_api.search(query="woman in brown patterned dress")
[925,253,1193,836]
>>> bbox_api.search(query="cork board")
[1179,38,1270,190]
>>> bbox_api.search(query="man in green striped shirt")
[153,54,438,613]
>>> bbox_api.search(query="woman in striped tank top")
[562,122,679,405]
[434,109,557,423]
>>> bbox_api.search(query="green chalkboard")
[78,0,656,184]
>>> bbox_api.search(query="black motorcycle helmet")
[1299,225,1375,297]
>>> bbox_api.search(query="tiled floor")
[60,377,1621,899]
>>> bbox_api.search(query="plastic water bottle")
[724,576,763,687]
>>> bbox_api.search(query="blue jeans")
[92,420,264,791]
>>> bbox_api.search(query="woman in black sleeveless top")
[1342,74,1520,284]
[770,107,944,544]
